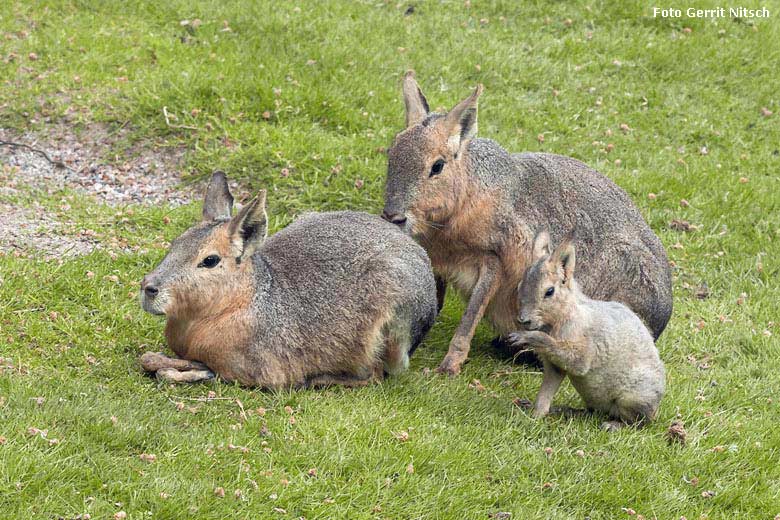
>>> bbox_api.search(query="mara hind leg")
[601,397,660,431]
[381,315,413,376]
[381,298,437,376]
[304,369,383,389]
[588,246,672,341]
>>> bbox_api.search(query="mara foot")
[435,352,466,376]
[600,420,626,432]
[140,351,215,383]
[140,351,210,372]
[156,367,215,383]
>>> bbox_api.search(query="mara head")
[140,171,267,318]
[517,231,577,331]
[382,70,483,235]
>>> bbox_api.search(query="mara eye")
[544,287,555,298]
[198,254,221,268]
[429,159,445,177]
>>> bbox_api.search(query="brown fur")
[140,172,438,388]
[383,72,672,375]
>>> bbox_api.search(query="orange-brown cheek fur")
[408,152,537,335]
[163,226,257,384]
[164,278,255,382]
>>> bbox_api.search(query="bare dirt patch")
[0,123,195,206]
[0,202,100,259]
[0,123,196,258]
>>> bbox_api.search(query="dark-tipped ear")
[551,235,576,286]
[532,229,551,261]
[202,171,234,221]
[444,84,483,156]
[228,190,268,261]
[403,70,429,128]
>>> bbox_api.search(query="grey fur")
[510,238,666,425]
[140,174,437,388]
[385,125,672,341]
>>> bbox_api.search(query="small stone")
[575,449,585,457]
[680,199,690,207]
[214,486,225,498]
[113,513,126,520]
[647,193,656,200]
[394,430,410,442]
[139,453,156,463]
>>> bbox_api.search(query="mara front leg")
[139,352,216,383]
[534,360,566,418]
[436,255,502,376]
[509,330,593,377]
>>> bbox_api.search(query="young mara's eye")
[429,159,445,177]
[544,287,555,298]
[198,254,221,268]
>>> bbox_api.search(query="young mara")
[509,231,665,429]
[382,71,672,375]
[139,172,438,389]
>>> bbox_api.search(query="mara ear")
[551,236,576,286]
[443,84,483,156]
[202,171,234,221]
[403,70,430,128]
[228,190,268,261]
[531,229,551,261]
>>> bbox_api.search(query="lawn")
[1,0,779,518]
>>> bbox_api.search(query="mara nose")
[141,276,159,298]
[517,317,532,329]
[381,210,407,226]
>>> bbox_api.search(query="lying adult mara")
[382,71,672,375]
[139,172,438,388]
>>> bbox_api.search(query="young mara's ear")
[202,171,234,221]
[444,84,483,156]
[403,70,429,128]
[532,229,551,261]
[551,237,576,286]
[228,190,268,261]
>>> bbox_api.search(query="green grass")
[1,0,779,518]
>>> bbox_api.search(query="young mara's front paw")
[507,331,531,346]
